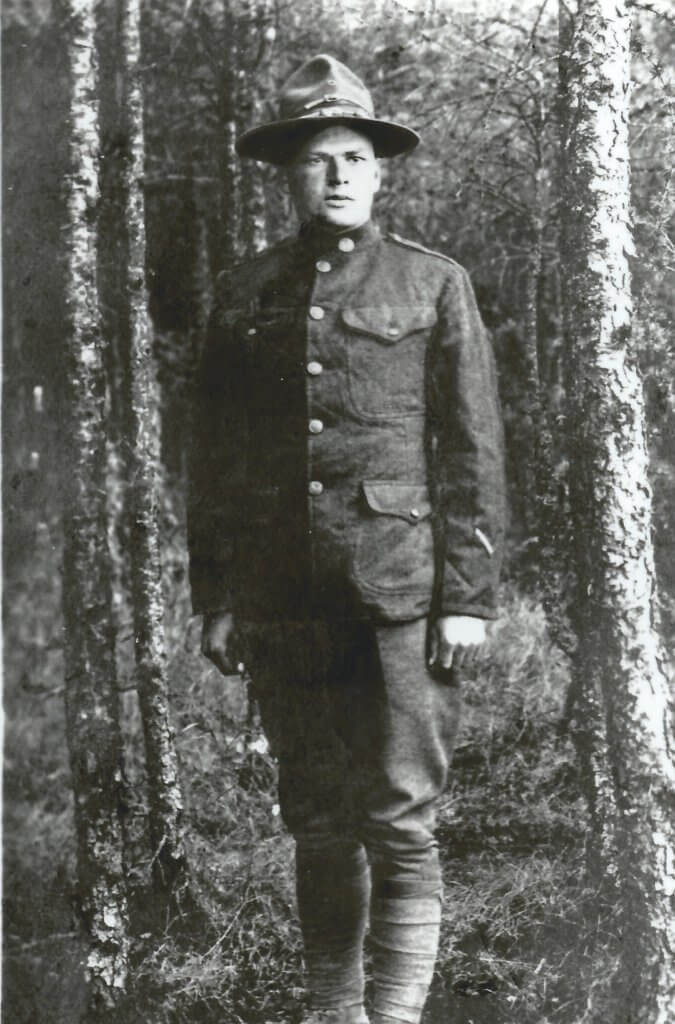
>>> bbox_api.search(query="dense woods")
[3,1,674,1023]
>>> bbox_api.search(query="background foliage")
[3,0,674,1021]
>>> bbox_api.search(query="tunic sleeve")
[187,273,248,615]
[429,266,506,619]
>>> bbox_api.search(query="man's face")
[286,126,381,231]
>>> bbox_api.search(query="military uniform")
[188,52,506,1024]
[188,220,504,623]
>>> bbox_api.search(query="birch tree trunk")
[60,0,129,1014]
[559,2,675,1020]
[120,0,190,901]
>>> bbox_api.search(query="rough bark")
[560,2,675,1021]
[60,0,129,1014]
[96,0,135,649]
[120,0,190,901]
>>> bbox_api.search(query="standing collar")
[297,218,380,258]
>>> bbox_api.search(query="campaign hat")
[236,54,420,164]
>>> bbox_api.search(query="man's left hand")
[429,615,487,672]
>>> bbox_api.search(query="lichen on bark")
[560,2,675,1020]
[60,0,130,1013]
[120,0,190,902]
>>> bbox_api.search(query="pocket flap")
[342,305,436,342]
[362,481,432,524]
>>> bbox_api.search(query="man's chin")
[314,211,366,233]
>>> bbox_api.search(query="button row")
[308,419,324,435]
[309,305,324,320]
[307,361,323,376]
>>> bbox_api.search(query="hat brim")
[236,116,420,165]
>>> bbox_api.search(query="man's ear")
[373,159,382,193]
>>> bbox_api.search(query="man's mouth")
[326,195,353,202]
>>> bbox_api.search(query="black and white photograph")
[3,1,674,1022]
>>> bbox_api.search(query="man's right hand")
[201,610,239,676]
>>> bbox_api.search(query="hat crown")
[236,52,419,163]
[279,54,375,121]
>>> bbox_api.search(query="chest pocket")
[341,304,436,419]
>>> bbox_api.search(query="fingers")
[429,628,439,666]
[205,647,238,676]
[437,638,455,670]
[428,626,455,677]
[431,617,487,671]
[452,644,476,669]
[430,625,457,670]
[428,635,480,675]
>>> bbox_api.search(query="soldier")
[188,54,505,1024]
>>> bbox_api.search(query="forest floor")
[3,526,621,1024]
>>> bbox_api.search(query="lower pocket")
[353,481,435,594]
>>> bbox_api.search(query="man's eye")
[348,155,365,162]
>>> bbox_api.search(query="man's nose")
[327,157,348,185]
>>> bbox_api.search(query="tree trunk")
[120,0,190,902]
[60,0,129,1015]
[218,0,242,265]
[559,2,675,1021]
[237,0,269,256]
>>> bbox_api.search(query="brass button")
[308,480,324,496]
[338,237,355,252]
[410,508,420,520]
[316,260,331,273]
[308,419,324,434]
[309,305,325,320]
[387,326,400,337]
[247,327,257,335]
[307,361,323,376]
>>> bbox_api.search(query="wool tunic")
[188,220,505,623]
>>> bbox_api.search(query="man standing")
[188,54,505,1024]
